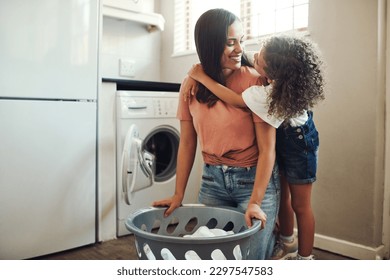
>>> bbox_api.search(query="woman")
[187,34,325,260]
[153,8,280,260]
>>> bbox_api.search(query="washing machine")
[116,90,201,236]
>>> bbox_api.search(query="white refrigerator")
[0,1,99,259]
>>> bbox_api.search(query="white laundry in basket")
[182,226,242,260]
[183,226,234,238]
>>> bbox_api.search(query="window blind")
[173,0,308,55]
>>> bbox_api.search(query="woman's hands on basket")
[245,203,267,229]
[152,194,183,217]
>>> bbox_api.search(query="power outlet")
[119,59,135,77]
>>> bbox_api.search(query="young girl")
[186,34,325,260]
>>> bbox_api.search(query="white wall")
[100,3,162,81]
[309,0,386,259]
[159,0,199,83]
[158,0,389,259]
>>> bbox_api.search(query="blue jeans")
[198,163,281,259]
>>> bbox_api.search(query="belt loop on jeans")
[246,167,251,171]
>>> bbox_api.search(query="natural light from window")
[173,0,309,55]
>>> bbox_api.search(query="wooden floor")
[32,234,353,260]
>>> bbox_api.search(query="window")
[173,0,309,55]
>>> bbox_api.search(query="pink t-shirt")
[177,66,264,167]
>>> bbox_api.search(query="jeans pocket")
[201,175,214,182]
[237,178,255,188]
[305,129,319,151]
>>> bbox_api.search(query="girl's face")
[220,20,244,77]
[253,48,268,80]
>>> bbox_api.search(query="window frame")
[172,0,309,57]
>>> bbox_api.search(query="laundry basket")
[125,205,261,260]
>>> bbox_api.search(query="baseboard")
[313,232,386,260]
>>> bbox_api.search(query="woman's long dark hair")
[194,9,251,107]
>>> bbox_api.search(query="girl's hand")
[245,203,267,229]
[180,75,198,103]
[187,64,205,81]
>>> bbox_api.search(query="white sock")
[280,234,294,243]
[297,253,313,260]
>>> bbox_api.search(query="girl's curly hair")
[262,35,325,120]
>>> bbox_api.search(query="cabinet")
[102,0,165,31]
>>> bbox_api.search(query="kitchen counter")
[102,78,180,92]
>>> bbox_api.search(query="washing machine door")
[121,124,155,205]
